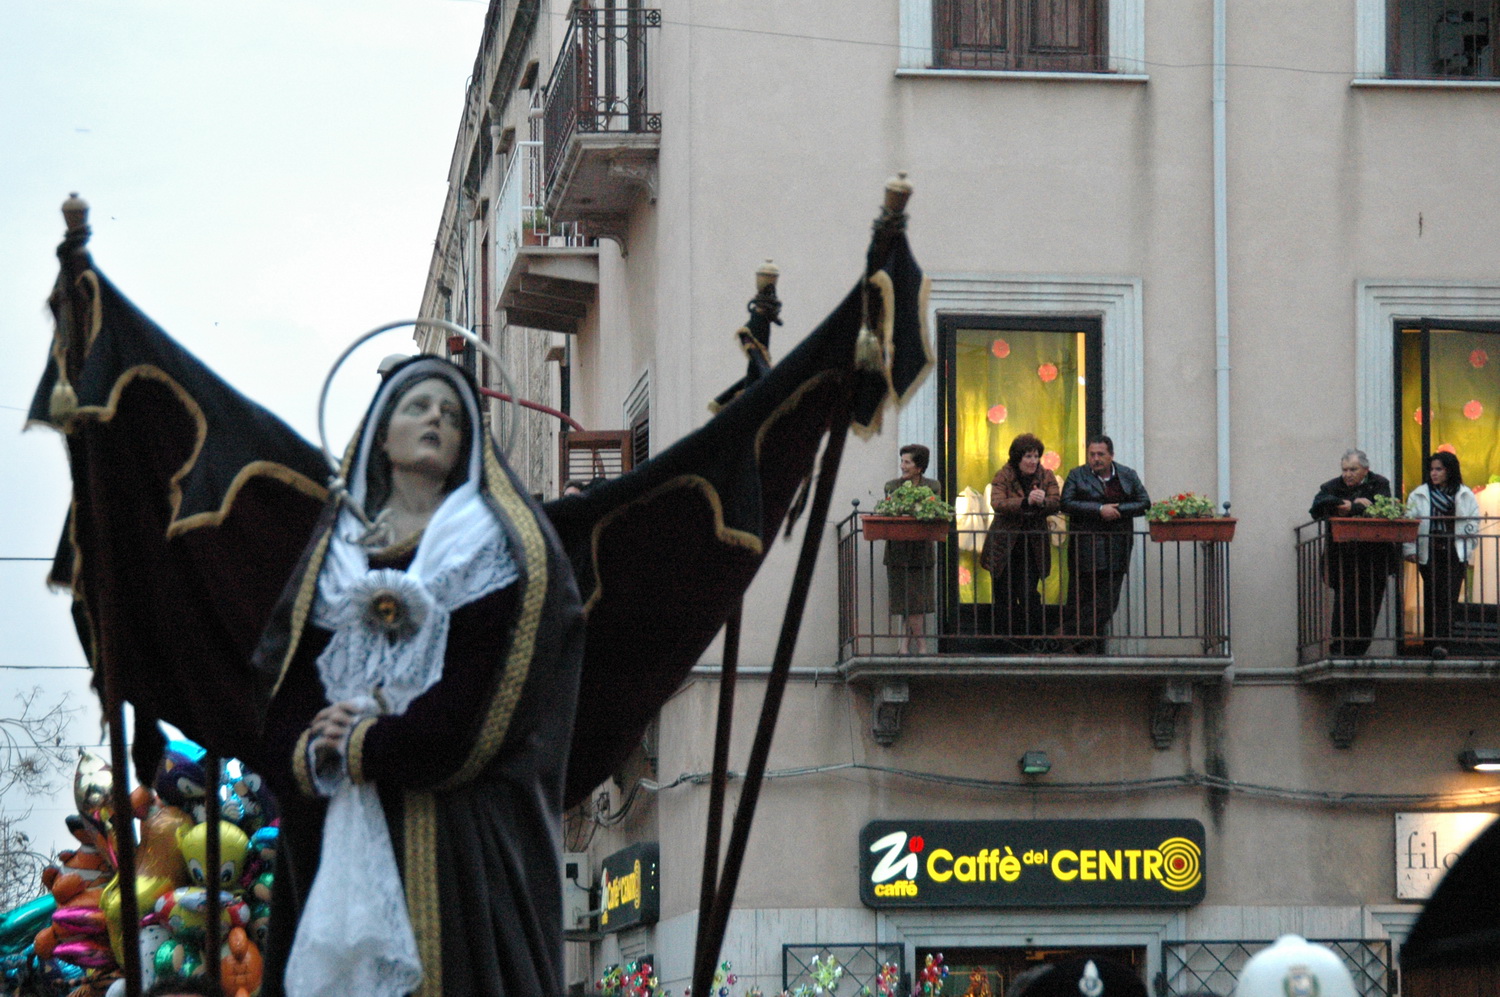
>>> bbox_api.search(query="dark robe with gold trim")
[253,361,583,997]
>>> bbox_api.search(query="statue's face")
[381,377,464,482]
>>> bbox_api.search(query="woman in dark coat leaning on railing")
[980,433,1059,648]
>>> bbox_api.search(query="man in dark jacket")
[1059,436,1151,652]
[1309,448,1396,656]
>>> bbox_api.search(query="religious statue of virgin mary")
[253,355,584,997]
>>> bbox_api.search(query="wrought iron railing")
[837,508,1232,660]
[542,5,662,193]
[494,133,595,290]
[1295,516,1500,663]
[1159,938,1392,996]
[782,943,904,997]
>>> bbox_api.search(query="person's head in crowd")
[1087,434,1116,477]
[1428,449,1463,493]
[899,443,931,481]
[1008,433,1044,476]
[1339,448,1370,487]
[562,479,588,497]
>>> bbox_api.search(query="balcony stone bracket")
[871,680,911,746]
[608,157,658,204]
[1149,681,1194,750]
[1329,681,1377,749]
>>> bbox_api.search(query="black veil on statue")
[30,177,930,997]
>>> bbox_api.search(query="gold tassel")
[49,380,79,424]
[854,325,884,373]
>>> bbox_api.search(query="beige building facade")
[420,2,1500,993]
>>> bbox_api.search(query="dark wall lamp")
[1019,751,1051,776]
[1459,748,1500,772]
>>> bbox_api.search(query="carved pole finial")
[62,193,90,236]
[883,171,913,215]
[755,259,779,292]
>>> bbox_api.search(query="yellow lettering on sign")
[605,860,644,912]
[873,880,919,898]
[1143,850,1163,880]
[927,848,954,882]
[1125,850,1142,877]
[1079,850,1098,881]
[1052,849,1078,881]
[1099,850,1122,880]
[954,854,976,882]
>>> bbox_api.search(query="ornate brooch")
[351,569,430,641]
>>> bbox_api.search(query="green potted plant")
[1329,493,1419,543]
[863,481,955,542]
[522,207,550,245]
[1145,492,1237,542]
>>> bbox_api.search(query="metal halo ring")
[315,318,518,476]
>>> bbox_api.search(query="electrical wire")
[534,5,1380,81]
[639,760,1500,811]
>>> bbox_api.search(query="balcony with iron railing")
[836,507,1233,746]
[541,5,661,241]
[1294,515,1500,745]
[494,127,599,335]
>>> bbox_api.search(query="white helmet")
[1236,935,1358,997]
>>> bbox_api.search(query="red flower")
[1473,348,1489,368]
[987,404,1007,424]
[1037,362,1058,383]
[991,339,1011,359]
[1041,450,1062,471]
[1439,443,1457,455]
[1465,399,1483,420]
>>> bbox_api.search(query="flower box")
[861,516,950,542]
[1329,517,1418,543]
[1148,517,1237,543]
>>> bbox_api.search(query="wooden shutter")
[933,0,1011,69]
[559,429,634,485]
[934,0,1106,72]
[1018,0,1106,72]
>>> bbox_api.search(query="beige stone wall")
[426,0,1500,989]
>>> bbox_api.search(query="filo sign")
[859,820,1206,908]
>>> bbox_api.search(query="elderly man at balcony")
[1310,448,1396,657]
[1058,435,1150,653]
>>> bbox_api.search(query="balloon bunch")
[871,962,900,997]
[913,953,948,997]
[597,959,662,997]
[2,741,280,997]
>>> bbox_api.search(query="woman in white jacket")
[1404,450,1480,655]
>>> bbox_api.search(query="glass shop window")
[1398,319,1500,496]
[940,315,1102,610]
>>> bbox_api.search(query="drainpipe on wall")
[1213,0,1231,512]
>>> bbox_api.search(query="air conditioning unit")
[561,851,596,986]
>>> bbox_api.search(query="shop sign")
[1395,812,1497,900]
[859,819,1206,908]
[599,842,660,933]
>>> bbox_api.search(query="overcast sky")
[1,1,488,859]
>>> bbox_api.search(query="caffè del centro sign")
[599,842,660,933]
[860,820,1206,908]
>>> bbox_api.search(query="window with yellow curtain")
[1399,320,1500,629]
[942,316,1101,623]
